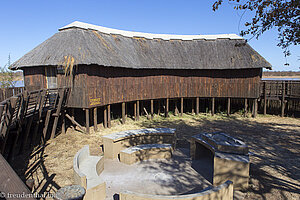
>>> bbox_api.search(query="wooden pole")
[211,97,215,116]
[65,113,85,132]
[157,100,160,116]
[122,102,126,124]
[252,99,257,118]
[85,108,90,134]
[62,110,66,134]
[227,97,230,116]
[180,97,183,116]
[103,106,107,128]
[165,98,169,117]
[94,107,98,132]
[244,98,248,117]
[71,108,75,130]
[196,97,199,115]
[264,82,267,115]
[281,82,285,117]
[134,102,137,121]
[174,99,179,116]
[191,98,195,114]
[107,104,111,128]
[150,99,154,120]
[136,100,140,121]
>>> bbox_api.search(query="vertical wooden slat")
[281,82,286,117]
[122,102,126,124]
[107,104,111,128]
[211,97,215,116]
[196,97,199,115]
[1,101,15,155]
[264,82,267,115]
[85,108,90,134]
[51,89,65,138]
[150,99,154,120]
[94,107,98,132]
[42,110,51,144]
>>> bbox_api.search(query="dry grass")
[11,113,300,200]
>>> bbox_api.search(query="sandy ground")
[11,113,300,200]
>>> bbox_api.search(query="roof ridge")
[59,21,244,41]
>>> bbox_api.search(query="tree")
[0,54,17,89]
[213,0,299,56]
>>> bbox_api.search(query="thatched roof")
[10,21,272,70]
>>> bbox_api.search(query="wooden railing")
[260,80,300,100]
[0,87,24,102]
[0,87,70,161]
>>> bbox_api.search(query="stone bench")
[73,145,106,200]
[102,128,176,159]
[120,180,233,200]
[119,144,173,165]
[190,132,249,189]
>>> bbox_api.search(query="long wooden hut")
[10,21,271,130]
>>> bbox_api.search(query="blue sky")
[0,0,299,71]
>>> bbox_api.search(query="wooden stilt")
[71,108,75,130]
[191,98,195,114]
[50,89,65,138]
[252,99,257,118]
[174,99,179,116]
[165,98,169,117]
[85,108,90,134]
[157,100,160,116]
[281,82,285,117]
[196,97,199,115]
[180,98,183,116]
[104,106,107,128]
[134,102,137,121]
[94,107,98,132]
[107,104,111,128]
[244,98,248,117]
[141,101,144,116]
[211,97,215,116]
[62,110,66,134]
[42,110,52,144]
[136,100,140,121]
[122,102,126,124]
[227,97,230,116]
[150,99,154,120]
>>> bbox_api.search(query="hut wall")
[84,65,262,108]
[23,67,46,91]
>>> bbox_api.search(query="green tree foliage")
[213,0,299,56]
[0,54,16,88]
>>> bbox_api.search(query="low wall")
[73,145,106,200]
[120,180,233,200]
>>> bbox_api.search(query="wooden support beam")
[65,113,85,132]
[165,98,169,117]
[62,110,66,134]
[103,106,107,128]
[71,108,75,130]
[196,97,199,115]
[107,104,111,128]
[244,98,248,117]
[227,97,231,116]
[20,116,33,153]
[180,98,183,116]
[50,89,65,138]
[281,82,285,117]
[42,110,51,144]
[150,99,154,120]
[32,90,45,146]
[134,102,137,121]
[252,99,258,118]
[94,107,98,132]
[174,99,179,116]
[1,101,15,155]
[136,100,140,121]
[264,82,267,115]
[211,97,215,116]
[157,100,160,116]
[122,102,126,124]
[85,108,90,134]
[191,98,195,114]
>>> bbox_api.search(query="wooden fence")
[0,87,24,102]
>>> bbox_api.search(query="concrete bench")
[119,144,173,165]
[120,180,233,200]
[73,145,106,200]
[102,128,176,159]
[190,132,249,189]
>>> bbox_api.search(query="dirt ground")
[11,113,300,200]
